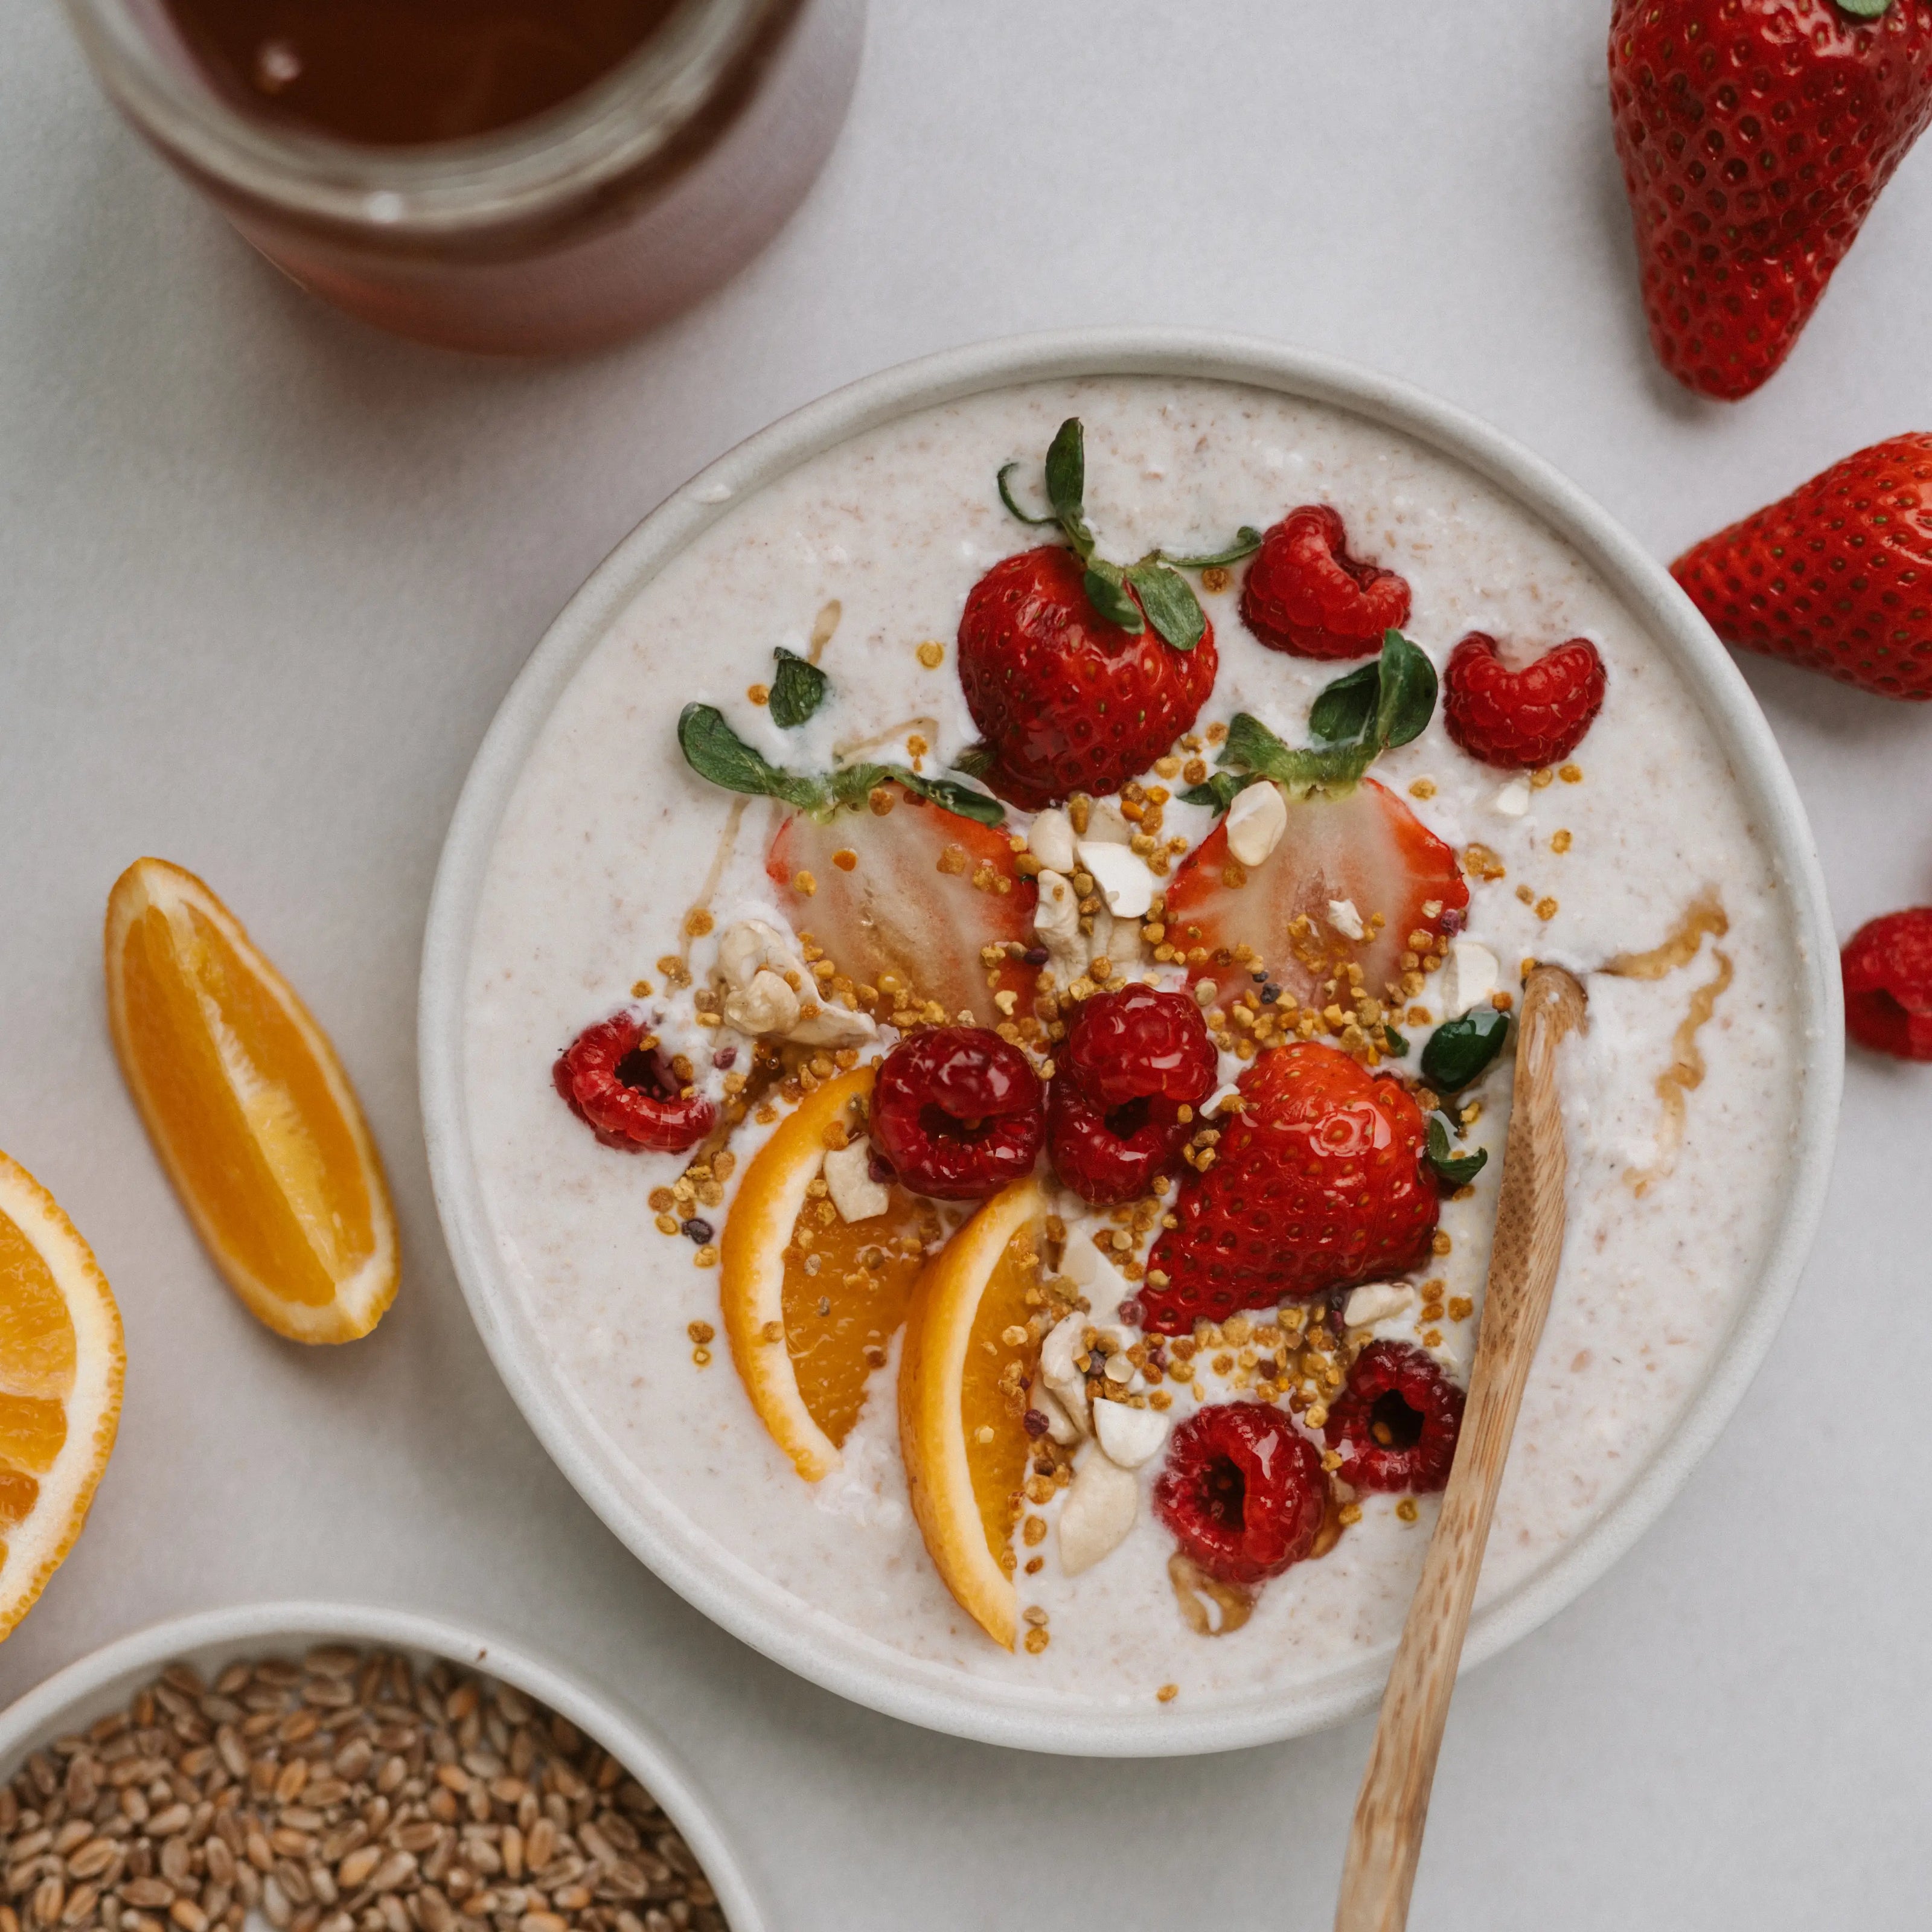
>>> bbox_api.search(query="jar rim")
[61,0,784,235]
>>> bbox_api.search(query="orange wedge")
[719,1066,933,1482]
[0,1150,124,1640]
[104,858,398,1345]
[898,1176,1047,1651]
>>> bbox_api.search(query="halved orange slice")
[104,859,398,1345]
[0,1151,124,1640]
[898,1176,1047,1650]
[719,1066,932,1481]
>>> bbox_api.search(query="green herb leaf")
[1180,772,1259,812]
[677,704,827,811]
[767,647,829,729]
[1043,418,1086,530]
[1125,560,1206,650]
[1308,661,1381,744]
[1381,1022,1410,1058]
[1083,558,1146,632]
[1425,1113,1489,1186]
[1305,630,1437,752]
[1835,0,1893,18]
[886,768,1005,825]
[679,706,1002,826]
[1373,629,1438,751]
[953,742,994,778]
[1160,527,1264,571]
[1420,1006,1510,1092]
[996,462,1059,528]
[1214,711,1374,795]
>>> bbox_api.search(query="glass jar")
[62,0,866,355]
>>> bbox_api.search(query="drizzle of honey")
[1604,891,1728,979]
[1166,1552,1255,1637]
[1605,891,1733,1195]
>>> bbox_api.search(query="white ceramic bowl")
[419,328,1841,1756]
[0,1603,765,1932]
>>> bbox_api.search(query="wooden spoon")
[1334,962,1587,1932]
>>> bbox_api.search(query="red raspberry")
[1239,505,1412,660]
[1324,1341,1465,1494]
[1442,632,1607,769]
[956,547,1218,809]
[552,1013,715,1154]
[1841,908,1932,1061]
[1047,985,1217,1204]
[1153,1402,1328,1587]
[1141,1042,1438,1335]
[869,1026,1044,1200]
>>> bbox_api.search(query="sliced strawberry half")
[767,781,1038,1028]
[1163,779,1467,1008]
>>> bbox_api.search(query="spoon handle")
[1334,963,1586,1932]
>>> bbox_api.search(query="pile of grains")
[0,1650,724,1932]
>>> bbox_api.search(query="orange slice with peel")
[104,858,399,1345]
[0,1150,124,1640]
[898,1176,1048,1651]
[720,1066,932,1481]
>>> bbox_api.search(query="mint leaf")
[1382,1022,1410,1058]
[1425,1113,1488,1186]
[1083,558,1145,632]
[1835,0,1893,17]
[1373,629,1437,750]
[768,647,828,729]
[1309,661,1381,744]
[1125,560,1206,651]
[1161,527,1264,570]
[1421,1006,1510,1091]
[677,705,828,811]
[1307,630,1436,752]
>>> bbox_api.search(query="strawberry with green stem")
[958,420,1258,808]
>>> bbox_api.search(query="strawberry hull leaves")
[677,703,1004,825]
[996,418,1258,652]
[1181,629,1438,810]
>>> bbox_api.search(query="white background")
[5,4,1931,1926]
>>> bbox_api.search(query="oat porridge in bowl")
[421,333,1838,1754]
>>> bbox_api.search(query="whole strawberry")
[1608,0,1932,400]
[961,419,1252,807]
[958,546,1217,808]
[1672,433,1932,700]
[1140,1041,1438,1335]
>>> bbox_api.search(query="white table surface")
[5,2,1931,1925]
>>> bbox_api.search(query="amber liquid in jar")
[157,0,683,144]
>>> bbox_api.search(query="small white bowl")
[419,328,1842,1755]
[0,1602,766,1932]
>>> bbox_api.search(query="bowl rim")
[418,326,1843,1757]
[0,1601,767,1932]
